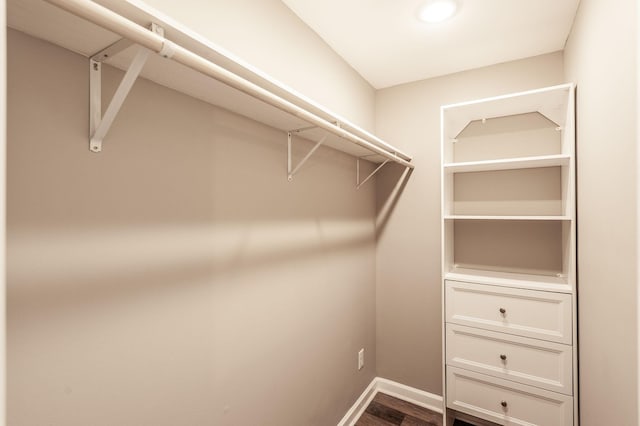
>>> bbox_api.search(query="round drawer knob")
[499,308,506,314]
[501,400,508,408]
[500,354,507,361]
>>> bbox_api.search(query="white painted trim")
[637,0,640,422]
[441,82,574,110]
[336,378,378,426]
[375,377,444,415]
[337,377,444,426]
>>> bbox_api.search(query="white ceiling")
[281,0,581,89]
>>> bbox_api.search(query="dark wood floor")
[354,392,497,426]
[355,392,442,426]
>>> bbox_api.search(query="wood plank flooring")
[354,392,498,426]
[354,392,442,426]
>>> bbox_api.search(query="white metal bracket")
[88,24,165,153]
[356,157,389,190]
[287,127,328,181]
[89,47,150,152]
[90,38,134,63]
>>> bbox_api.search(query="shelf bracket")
[88,24,164,153]
[356,157,389,190]
[287,129,328,181]
[90,38,135,63]
[89,46,150,152]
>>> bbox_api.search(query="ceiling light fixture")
[418,0,460,24]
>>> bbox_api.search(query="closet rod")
[43,0,414,169]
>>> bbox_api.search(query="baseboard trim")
[375,377,443,414]
[337,378,379,426]
[337,377,443,426]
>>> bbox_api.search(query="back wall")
[374,51,565,393]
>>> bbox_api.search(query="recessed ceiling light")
[418,0,460,24]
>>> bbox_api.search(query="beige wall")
[374,52,565,393]
[0,0,6,423]
[564,0,638,424]
[136,0,376,132]
[7,29,377,425]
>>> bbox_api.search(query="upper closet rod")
[43,0,414,169]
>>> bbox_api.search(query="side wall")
[374,52,565,393]
[0,0,6,424]
[7,29,377,426]
[564,0,638,424]
[133,0,376,132]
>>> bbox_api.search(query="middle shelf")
[444,215,571,221]
[443,218,571,284]
[443,153,571,173]
[443,165,571,217]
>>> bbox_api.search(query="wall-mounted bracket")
[356,157,389,190]
[90,38,134,63]
[88,24,165,153]
[89,46,150,152]
[287,127,328,181]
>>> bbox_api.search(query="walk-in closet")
[2,1,638,425]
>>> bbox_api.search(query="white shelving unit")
[441,83,577,425]
[7,0,413,181]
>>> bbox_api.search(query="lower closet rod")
[43,0,414,169]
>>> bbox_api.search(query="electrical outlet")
[358,348,364,370]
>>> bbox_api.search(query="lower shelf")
[446,367,573,426]
[444,267,572,293]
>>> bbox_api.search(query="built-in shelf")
[444,215,571,221]
[443,154,570,173]
[7,0,413,169]
[441,84,577,426]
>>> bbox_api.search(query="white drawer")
[447,367,573,426]
[445,280,572,344]
[446,324,573,395]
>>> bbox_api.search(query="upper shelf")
[441,83,574,140]
[7,0,413,167]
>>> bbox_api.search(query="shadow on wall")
[7,29,378,426]
[375,162,414,238]
[8,220,375,318]
[7,35,378,315]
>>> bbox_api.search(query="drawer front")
[446,324,573,395]
[447,367,573,426]
[445,280,572,344]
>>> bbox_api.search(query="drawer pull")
[499,354,507,361]
[499,308,506,315]
[501,400,508,408]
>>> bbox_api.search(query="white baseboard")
[337,377,443,426]
[336,378,378,426]
[375,377,443,414]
